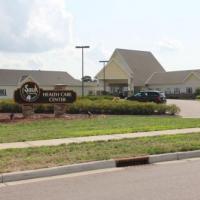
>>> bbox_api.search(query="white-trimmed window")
[174,88,180,94]
[165,88,171,94]
[0,89,7,96]
[186,87,193,94]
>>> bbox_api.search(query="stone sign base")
[53,84,68,117]
[22,104,34,118]
[54,104,67,117]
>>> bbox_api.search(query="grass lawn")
[1,132,200,173]
[1,116,200,143]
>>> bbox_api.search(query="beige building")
[96,48,200,97]
[145,70,200,97]
[1,49,200,100]
[95,48,165,95]
[0,69,96,99]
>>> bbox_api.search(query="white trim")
[145,72,157,85]
[95,49,133,79]
[183,72,200,83]
[96,60,130,80]
[115,49,133,77]
[17,75,39,87]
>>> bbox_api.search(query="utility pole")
[99,60,109,93]
[75,46,90,97]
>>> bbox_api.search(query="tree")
[195,87,200,96]
[82,76,92,82]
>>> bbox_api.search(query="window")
[135,93,142,97]
[88,90,94,95]
[174,88,180,94]
[186,87,193,94]
[148,92,159,97]
[0,89,6,96]
[165,88,171,94]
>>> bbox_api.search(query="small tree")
[195,88,200,96]
[82,76,92,82]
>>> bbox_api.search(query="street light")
[99,60,109,93]
[76,46,90,97]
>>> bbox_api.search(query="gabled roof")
[116,49,165,86]
[0,69,81,86]
[145,69,200,85]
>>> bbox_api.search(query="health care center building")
[95,48,200,97]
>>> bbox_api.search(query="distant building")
[95,48,165,95]
[96,48,200,97]
[0,69,96,99]
[145,70,200,97]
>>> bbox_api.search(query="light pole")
[99,60,109,93]
[76,46,90,97]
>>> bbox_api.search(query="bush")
[78,95,114,101]
[67,99,180,115]
[167,104,181,115]
[0,100,54,113]
[34,104,54,114]
[0,99,180,116]
[0,100,22,113]
[195,88,200,96]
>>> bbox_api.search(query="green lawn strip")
[1,132,200,173]
[1,116,200,143]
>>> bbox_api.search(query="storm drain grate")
[115,157,149,167]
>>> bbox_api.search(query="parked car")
[126,91,167,103]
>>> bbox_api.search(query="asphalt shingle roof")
[116,49,165,86]
[146,69,200,85]
[0,69,81,86]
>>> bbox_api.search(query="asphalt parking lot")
[167,99,200,118]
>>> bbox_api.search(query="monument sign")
[14,81,77,117]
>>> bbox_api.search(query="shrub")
[0,100,22,113]
[195,88,200,96]
[0,100,54,113]
[67,99,180,115]
[34,104,54,114]
[0,99,180,116]
[167,104,181,115]
[78,95,114,101]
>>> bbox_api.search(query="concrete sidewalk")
[1,127,200,150]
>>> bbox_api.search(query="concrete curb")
[149,153,178,164]
[2,160,115,183]
[2,150,200,183]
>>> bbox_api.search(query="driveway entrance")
[167,99,200,118]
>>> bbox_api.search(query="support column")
[128,78,134,95]
[54,84,67,117]
[22,104,34,118]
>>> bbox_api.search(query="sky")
[1,0,200,79]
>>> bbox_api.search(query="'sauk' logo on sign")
[14,81,76,104]
[20,82,40,103]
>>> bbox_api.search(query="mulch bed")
[0,113,98,124]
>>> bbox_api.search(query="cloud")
[0,43,111,79]
[0,0,111,79]
[0,0,73,53]
[157,38,184,52]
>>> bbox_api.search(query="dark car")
[126,91,167,103]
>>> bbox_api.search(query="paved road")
[1,159,200,200]
[168,99,200,118]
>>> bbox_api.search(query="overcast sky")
[0,0,200,79]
